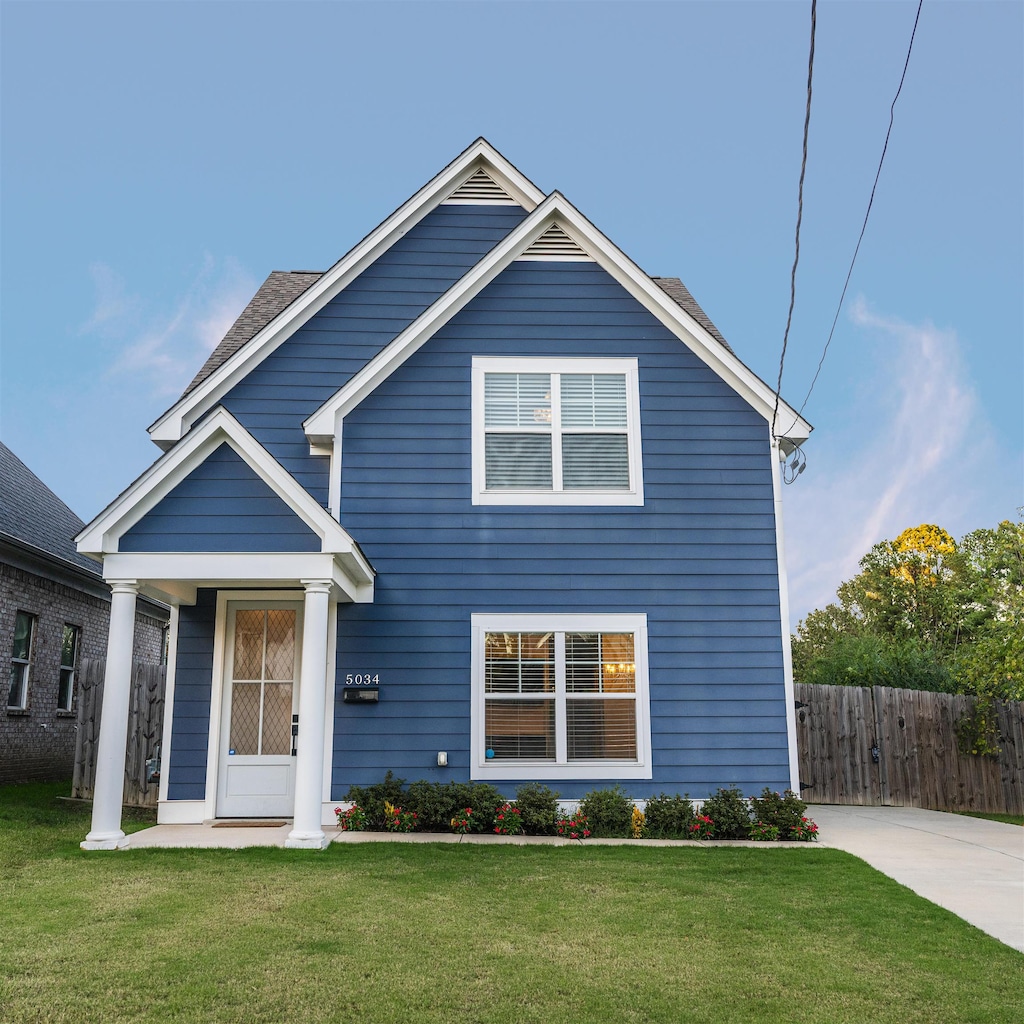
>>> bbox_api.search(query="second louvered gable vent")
[443,168,519,205]
[517,223,594,262]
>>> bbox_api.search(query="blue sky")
[1,0,1021,624]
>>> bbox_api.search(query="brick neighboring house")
[1,442,167,783]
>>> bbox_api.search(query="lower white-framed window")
[470,613,651,780]
[8,610,35,710]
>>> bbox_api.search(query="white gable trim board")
[148,140,546,448]
[76,408,374,603]
[302,193,812,460]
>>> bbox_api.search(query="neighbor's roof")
[0,441,103,575]
[181,270,732,403]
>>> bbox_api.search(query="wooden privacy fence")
[795,682,1024,815]
[72,658,166,808]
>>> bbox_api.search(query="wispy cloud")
[84,256,257,398]
[783,298,1014,625]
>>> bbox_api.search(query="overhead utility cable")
[779,0,925,438]
[771,0,817,442]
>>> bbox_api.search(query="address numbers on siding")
[345,674,380,686]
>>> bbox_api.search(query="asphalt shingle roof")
[179,267,735,409]
[182,270,323,398]
[0,442,102,575]
[650,276,734,354]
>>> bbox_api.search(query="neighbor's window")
[471,613,651,780]
[472,357,643,505]
[57,624,81,712]
[8,611,35,710]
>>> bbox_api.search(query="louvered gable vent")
[443,167,519,205]
[516,222,594,262]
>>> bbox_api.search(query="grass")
[955,810,1024,826]
[1,783,1021,1024]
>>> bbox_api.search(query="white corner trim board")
[148,140,546,448]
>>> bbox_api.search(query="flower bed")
[336,778,818,843]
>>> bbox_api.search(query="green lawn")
[1,783,1020,1024]
[955,810,1024,827]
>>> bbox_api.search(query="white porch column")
[286,579,333,849]
[82,581,138,851]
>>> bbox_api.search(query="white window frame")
[57,623,81,712]
[471,356,644,506]
[8,610,35,711]
[470,613,652,781]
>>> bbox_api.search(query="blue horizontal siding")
[219,205,528,504]
[120,444,319,553]
[326,259,789,801]
[167,590,216,801]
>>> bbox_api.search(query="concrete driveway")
[809,804,1024,952]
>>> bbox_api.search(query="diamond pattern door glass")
[229,608,296,756]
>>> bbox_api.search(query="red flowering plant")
[748,820,781,842]
[493,802,523,836]
[556,809,591,841]
[335,804,368,831]
[383,801,417,833]
[689,814,715,840]
[450,808,474,835]
[788,816,820,842]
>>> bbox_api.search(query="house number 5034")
[345,674,380,686]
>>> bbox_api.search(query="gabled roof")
[149,139,546,448]
[181,271,730,414]
[302,192,813,446]
[77,409,373,592]
[0,441,102,576]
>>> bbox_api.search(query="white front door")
[217,603,303,818]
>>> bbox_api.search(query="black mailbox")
[343,688,379,704]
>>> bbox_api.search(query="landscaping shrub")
[748,788,807,837]
[514,782,560,835]
[700,787,752,839]
[579,785,633,837]
[345,771,406,828]
[642,793,696,839]
[403,780,504,832]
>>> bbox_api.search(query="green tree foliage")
[793,520,1023,701]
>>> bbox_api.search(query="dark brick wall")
[0,562,166,784]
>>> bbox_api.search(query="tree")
[793,520,1023,700]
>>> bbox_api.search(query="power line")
[772,0,817,442]
[783,0,925,435]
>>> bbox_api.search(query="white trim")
[770,441,802,794]
[156,604,180,807]
[155,800,207,825]
[471,356,644,506]
[98,551,372,605]
[148,140,545,447]
[211,591,305,820]
[78,408,364,560]
[469,613,652,782]
[321,598,339,807]
[302,195,812,452]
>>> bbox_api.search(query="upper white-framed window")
[471,357,643,506]
[470,613,652,781]
[8,610,35,710]
[57,624,81,712]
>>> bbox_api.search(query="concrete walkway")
[808,804,1024,953]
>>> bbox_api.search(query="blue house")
[77,140,811,849]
